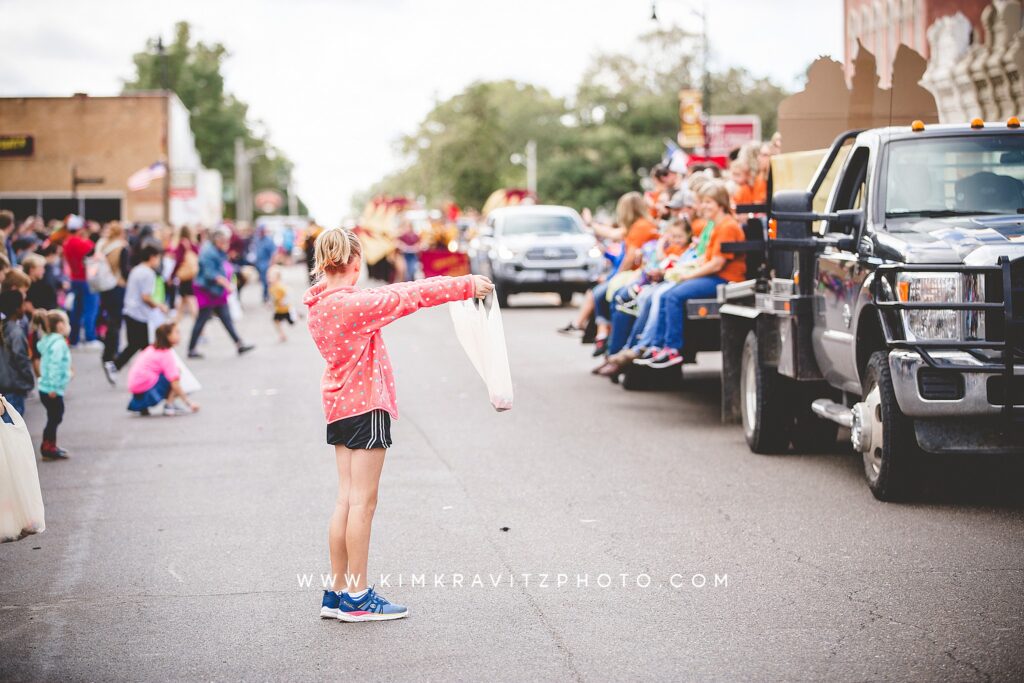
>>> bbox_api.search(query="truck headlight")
[588,246,603,259]
[895,273,985,341]
[497,246,517,260]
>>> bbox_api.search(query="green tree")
[359,25,790,214]
[370,80,569,208]
[123,22,301,217]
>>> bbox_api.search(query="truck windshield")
[502,214,580,236]
[885,134,1024,219]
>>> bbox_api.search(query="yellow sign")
[678,90,704,149]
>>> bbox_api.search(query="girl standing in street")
[304,227,492,622]
[37,309,72,460]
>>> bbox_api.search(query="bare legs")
[574,290,595,329]
[329,445,387,593]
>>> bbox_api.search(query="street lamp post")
[234,139,267,224]
[510,140,537,196]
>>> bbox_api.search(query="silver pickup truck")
[469,205,604,307]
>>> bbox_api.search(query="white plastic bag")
[449,297,513,411]
[172,350,202,394]
[0,395,46,542]
[227,291,244,321]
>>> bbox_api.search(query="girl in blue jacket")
[37,309,71,460]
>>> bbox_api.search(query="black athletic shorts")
[326,409,392,449]
[273,311,294,324]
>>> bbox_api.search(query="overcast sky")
[1,0,842,224]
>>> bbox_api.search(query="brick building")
[843,0,990,85]
[0,92,220,226]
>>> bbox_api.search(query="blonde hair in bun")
[314,227,363,277]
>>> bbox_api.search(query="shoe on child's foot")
[336,586,408,622]
[556,322,583,336]
[103,360,118,386]
[647,349,684,369]
[237,343,255,355]
[187,350,204,360]
[162,403,194,417]
[320,590,342,619]
[633,347,661,366]
[41,443,69,460]
[591,338,608,357]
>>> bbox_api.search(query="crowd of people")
[559,137,778,377]
[0,210,302,460]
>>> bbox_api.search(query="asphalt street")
[1,265,1023,682]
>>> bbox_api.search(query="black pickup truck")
[718,121,1024,501]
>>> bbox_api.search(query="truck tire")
[861,351,919,502]
[790,388,840,453]
[740,330,793,454]
[559,291,574,306]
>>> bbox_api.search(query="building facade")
[844,0,990,85]
[0,92,221,226]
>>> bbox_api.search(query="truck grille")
[985,258,1024,357]
[525,247,577,261]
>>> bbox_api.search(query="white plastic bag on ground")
[172,350,202,394]
[449,297,514,411]
[0,395,46,542]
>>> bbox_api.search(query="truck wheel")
[559,291,574,306]
[790,389,840,453]
[740,330,793,454]
[859,351,919,502]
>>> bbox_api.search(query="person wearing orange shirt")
[636,181,746,369]
[730,159,758,207]
[590,192,659,356]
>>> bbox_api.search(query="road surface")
[2,268,1022,682]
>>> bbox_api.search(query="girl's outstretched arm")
[345,275,477,335]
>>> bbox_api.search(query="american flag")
[127,161,167,191]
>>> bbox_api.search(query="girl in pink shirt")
[126,322,200,417]
[304,227,492,622]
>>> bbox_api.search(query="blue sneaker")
[320,590,341,618]
[337,586,408,622]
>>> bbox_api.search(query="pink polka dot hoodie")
[304,275,476,423]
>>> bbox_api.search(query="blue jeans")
[70,280,99,344]
[5,393,25,416]
[592,282,611,325]
[651,276,726,351]
[606,285,638,355]
[632,281,674,350]
[403,253,419,281]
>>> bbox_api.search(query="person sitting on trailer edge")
[636,180,746,369]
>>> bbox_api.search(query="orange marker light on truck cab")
[911,120,925,132]
[971,118,985,129]
[1009,116,1021,128]
[768,218,777,239]
[897,281,910,301]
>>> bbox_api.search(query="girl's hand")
[472,275,494,299]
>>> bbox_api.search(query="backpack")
[86,242,123,293]
[177,249,199,282]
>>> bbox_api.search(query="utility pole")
[287,172,298,216]
[700,3,710,120]
[234,138,249,223]
[157,36,171,224]
[525,140,537,196]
